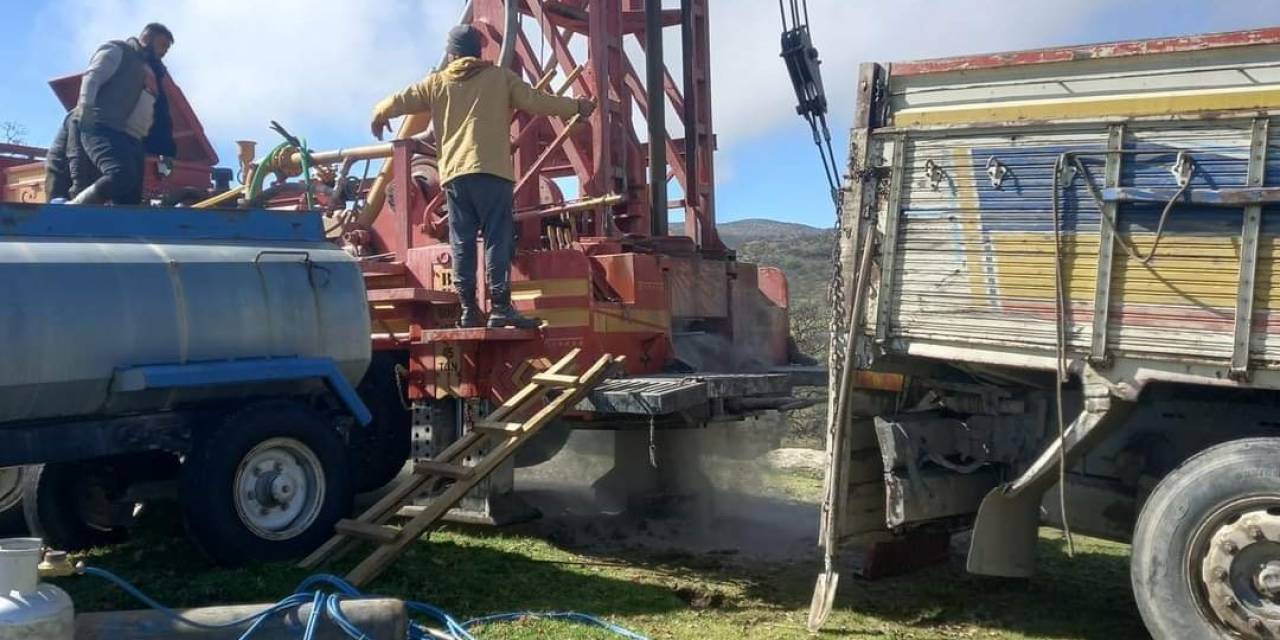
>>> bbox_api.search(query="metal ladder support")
[299,348,624,586]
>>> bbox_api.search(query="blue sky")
[4,1,1280,228]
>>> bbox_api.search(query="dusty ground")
[54,439,1149,639]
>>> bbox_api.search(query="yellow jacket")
[373,57,580,185]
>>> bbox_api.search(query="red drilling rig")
[309,0,807,519]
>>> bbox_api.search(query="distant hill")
[719,219,834,309]
[717,218,826,250]
[717,218,835,446]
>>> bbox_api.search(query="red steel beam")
[894,26,1280,76]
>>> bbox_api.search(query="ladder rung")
[413,460,473,480]
[472,421,525,435]
[532,372,579,388]
[335,519,399,544]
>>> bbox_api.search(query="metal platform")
[418,327,539,342]
[577,372,793,415]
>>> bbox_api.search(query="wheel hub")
[233,438,325,541]
[1200,508,1280,638]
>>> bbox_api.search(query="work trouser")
[446,173,516,303]
[79,124,145,205]
[43,114,97,200]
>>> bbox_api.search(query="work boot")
[457,292,485,328]
[69,184,103,205]
[487,293,542,329]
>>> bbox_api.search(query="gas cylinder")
[0,538,73,640]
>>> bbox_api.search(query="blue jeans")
[446,173,515,302]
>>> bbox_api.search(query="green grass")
[53,474,1148,639]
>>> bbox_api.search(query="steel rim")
[1189,495,1280,639]
[232,438,326,541]
[0,467,22,512]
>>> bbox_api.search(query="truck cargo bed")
[853,28,1280,388]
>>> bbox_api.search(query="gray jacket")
[77,39,156,140]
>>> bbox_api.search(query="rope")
[1050,156,1075,558]
[80,566,650,640]
[1062,152,1194,265]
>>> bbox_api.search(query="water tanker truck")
[0,203,373,566]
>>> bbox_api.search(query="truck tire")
[350,352,412,492]
[181,401,353,566]
[0,467,27,535]
[1132,437,1280,639]
[22,462,129,550]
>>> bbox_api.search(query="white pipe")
[498,0,519,69]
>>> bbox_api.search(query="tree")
[1,121,28,145]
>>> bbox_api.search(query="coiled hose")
[81,566,649,640]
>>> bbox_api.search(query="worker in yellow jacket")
[370,25,595,329]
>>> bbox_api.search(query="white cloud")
[49,0,467,157]
[706,0,1114,148]
[706,0,1280,150]
[46,0,1280,167]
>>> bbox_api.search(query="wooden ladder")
[299,348,622,586]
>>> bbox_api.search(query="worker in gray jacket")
[69,23,175,205]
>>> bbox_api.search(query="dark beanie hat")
[447,25,483,58]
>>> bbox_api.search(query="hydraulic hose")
[80,565,650,640]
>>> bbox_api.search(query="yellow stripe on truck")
[895,84,1280,126]
[510,279,590,301]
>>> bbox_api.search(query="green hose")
[245,138,317,210]
[246,140,291,202]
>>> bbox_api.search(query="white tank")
[0,538,73,640]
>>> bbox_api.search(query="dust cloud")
[515,413,822,564]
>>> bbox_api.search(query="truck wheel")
[1132,437,1280,639]
[22,462,129,550]
[350,352,412,492]
[0,467,27,535]
[181,401,353,566]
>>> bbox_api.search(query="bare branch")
[1,121,29,145]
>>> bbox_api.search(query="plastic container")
[0,538,73,640]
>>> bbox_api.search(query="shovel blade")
[806,571,839,632]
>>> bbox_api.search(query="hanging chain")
[648,415,658,468]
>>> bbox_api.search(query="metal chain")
[648,415,658,468]
[393,364,413,411]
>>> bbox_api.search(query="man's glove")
[370,97,394,140]
[576,98,597,118]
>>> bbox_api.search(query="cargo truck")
[818,26,1280,639]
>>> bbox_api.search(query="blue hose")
[464,611,651,640]
[81,566,651,640]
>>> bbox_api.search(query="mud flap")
[967,373,1133,577]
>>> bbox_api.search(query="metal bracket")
[924,159,945,190]
[1231,118,1270,380]
[1171,151,1195,188]
[1056,161,1077,188]
[985,156,1008,190]
[1089,125,1125,367]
